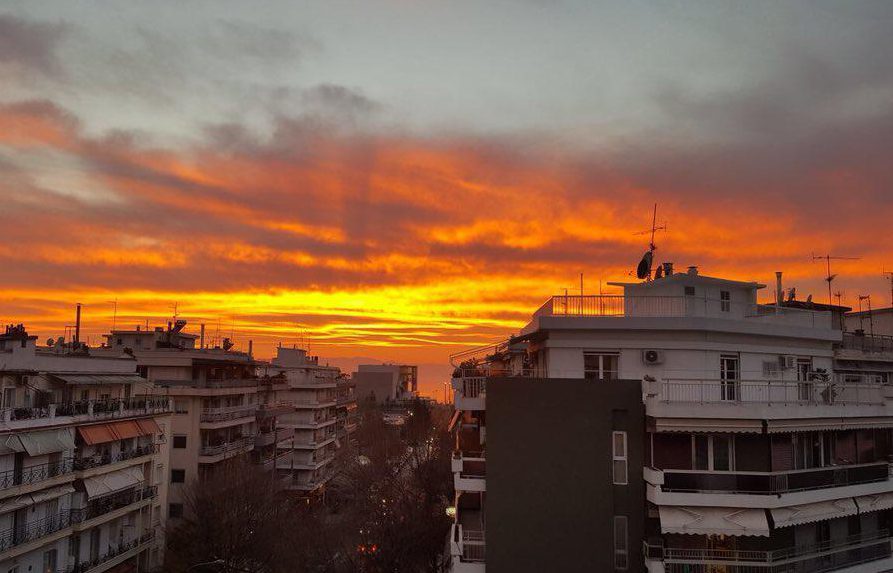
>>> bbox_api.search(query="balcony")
[646,377,888,422]
[71,485,157,524]
[255,427,293,448]
[65,531,155,573]
[200,404,257,423]
[0,458,74,490]
[840,332,893,354]
[74,444,157,472]
[0,396,171,429]
[452,454,486,493]
[0,511,72,552]
[452,377,486,411]
[643,529,892,572]
[199,436,255,458]
[449,524,485,572]
[286,397,338,409]
[655,462,890,495]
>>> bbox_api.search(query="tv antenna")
[106,299,118,331]
[883,270,893,308]
[812,253,860,306]
[858,294,874,337]
[634,204,667,281]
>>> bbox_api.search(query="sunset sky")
[1,2,892,395]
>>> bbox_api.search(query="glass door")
[720,355,740,401]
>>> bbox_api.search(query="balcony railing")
[71,485,157,523]
[644,529,891,572]
[200,436,255,457]
[73,444,158,471]
[542,295,688,317]
[155,378,260,389]
[200,405,256,422]
[841,332,893,354]
[0,458,74,490]
[64,531,155,573]
[1,396,171,423]
[657,378,884,406]
[0,511,72,552]
[658,461,890,494]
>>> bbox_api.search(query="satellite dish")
[787,287,796,302]
[806,294,813,303]
[636,251,653,280]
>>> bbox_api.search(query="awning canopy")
[771,498,859,528]
[0,485,75,515]
[50,373,145,386]
[767,417,893,433]
[82,466,144,499]
[653,418,763,434]
[447,410,463,432]
[3,428,76,456]
[659,506,770,537]
[79,419,160,445]
[855,493,893,514]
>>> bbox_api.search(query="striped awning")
[82,467,144,499]
[659,506,770,536]
[0,485,75,515]
[3,428,76,456]
[653,418,763,434]
[767,417,893,433]
[79,419,159,445]
[771,498,859,528]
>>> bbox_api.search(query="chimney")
[74,303,82,345]
[200,324,205,349]
[662,262,674,276]
[687,266,699,276]
[775,272,783,307]
[248,340,253,358]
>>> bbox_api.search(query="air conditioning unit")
[779,355,796,370]
[642,349,665,365]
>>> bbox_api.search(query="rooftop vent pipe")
[662,262,674,276]
[687,266,699,276]
[775,272,783,306]
[74,303,82,345]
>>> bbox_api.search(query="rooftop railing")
[644,529,891,571]
[657,461,890,495]
[840,332,893,353]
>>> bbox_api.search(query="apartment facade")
[449,266,893,573]
[353,364,418,404]
[265,346,357,495]
[0,325,171,573]
[97,323,270,522]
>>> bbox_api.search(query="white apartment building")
[97,322,269,522]
[0,324,171,573]
[449,265,893,573]
[265,346,356,495]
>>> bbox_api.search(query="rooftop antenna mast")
[634,204,667,281]
[812,253,860,306]
[884,270,893,308]
[106,299,118,331]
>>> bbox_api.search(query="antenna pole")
[580,273,584,316]
[884,271,893,308]
[650,203,658,251]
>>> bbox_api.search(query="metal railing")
[462,529,485,562]
[545,295,688,317]
[0,511,72,551]
[71,485,157,523]
[459,378,486,399]
[658,378,884,406]
[840,332,893,353]
[199,436,255,457]
[0,458,74,489]
[1,396,170,423]
[73,444,158,471]
[200,404,256,422]
[659,461,889,494]
[63,531,155,573]
[644,529,891,571]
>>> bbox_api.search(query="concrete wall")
[353,371,396,403]
[487,377,645,573]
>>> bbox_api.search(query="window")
[693,435,735,471]
[174,400,189,414]
[613,516,629,570]
[797,358,814,401]
[720,290,731,312]
[172,435,187,449]
[584,353,619,381]
[42,549,57,573]
[171,469,185,483]
[720,355,740,401]
[612,431,628,485]
[169,503,184,518]
[684,286,696,296]
[2,388,13,409]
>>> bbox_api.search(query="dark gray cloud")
[0,13,67,76]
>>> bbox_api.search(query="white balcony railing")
[200,405,256,422]
[657,378,884,406]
